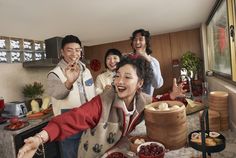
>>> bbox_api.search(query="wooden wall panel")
[84,28,202,96]
[170,28,202,60]
[151,34,172,95]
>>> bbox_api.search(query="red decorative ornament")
[90,59,101,71]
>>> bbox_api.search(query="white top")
[95,69,115,94]
[114,98,136,136]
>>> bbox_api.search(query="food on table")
[41,97,50,110]
[27,111,44,119]
[190,132,222,146]
[31,99,40,113]
[27,111,33,115]
[10,116,19,124]
[41,106,52,114]
[145,102,180,111]
[134,138,145,145]
[209,131,220,138]
[27,98,52,119]
[106,152,127,158]
[146,106,156,111]
[170,105,180,110]
[158,102,169,111]
[138,143,164,157]
[5,120,27,130]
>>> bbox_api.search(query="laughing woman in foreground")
[17,55,185,158]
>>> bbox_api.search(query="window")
[0,36,45,63]
[207,0,236,82]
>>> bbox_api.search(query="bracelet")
[35,134,46,158]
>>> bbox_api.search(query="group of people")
[17,29,186,158]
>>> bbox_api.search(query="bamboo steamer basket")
[209,91,229,98]
[144,101,187,150]
[199,109,221,132]
[208,91,229,131]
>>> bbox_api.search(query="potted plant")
[180,51,202,80]
[22,82,44,110]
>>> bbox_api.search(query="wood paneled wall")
[84,28,202,96]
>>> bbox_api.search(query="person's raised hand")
[170,78,187,100]
[65,61,80,89]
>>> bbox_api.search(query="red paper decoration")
[90,59,101,71]
[218,27,226,54]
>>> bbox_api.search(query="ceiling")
[0,0,216,46]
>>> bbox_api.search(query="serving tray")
[188,130,225,153]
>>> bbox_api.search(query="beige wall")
[0,63,51,102]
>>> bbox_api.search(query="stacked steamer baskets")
[199,109,221,132]
[208,91,229,131]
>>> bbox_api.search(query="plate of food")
[137,141,165,158]
[27,106,53,120]
[100,148,133,158]
[128,135,151,153]
[188,130,225,153]
[105,151,128,158]
[4,120,29,131]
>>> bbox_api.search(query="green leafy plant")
[180,51,202,77]
[22,82,44,99]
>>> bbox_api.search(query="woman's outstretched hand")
[17,136,41,158]
[170,78,187,100]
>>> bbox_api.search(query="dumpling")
[158,102,169,110]
[170,105,180,110]
[146,106,156,111]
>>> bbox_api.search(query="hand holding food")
[65,61,80,89]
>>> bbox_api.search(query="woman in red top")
[17,55,186,158]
